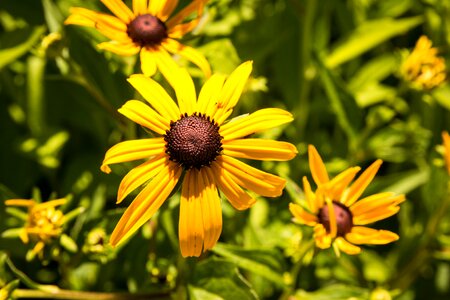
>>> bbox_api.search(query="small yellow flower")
[65,0,211,79]
[401,35,446,90]
[101,61,297,257]
[289,145,405,255]
[442,131,450,175]
[5,198,66,258]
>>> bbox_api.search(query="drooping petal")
[211,61,253,124]
[116,154,167,203]
[308,145,329,186]
[97,42,140,56]
[152,47,184,89]
[200,169,222,251]
[127,74,180,121]
[219,108,293,140]
[166,0,205,29]
[197,74,226,116]
[346,226,399,245]
[222,139,297,161]
[350,193,405,216]
[118,100,170,135]
[132,0,148,16]
[209,163,256,210]
[64,7,98,27]
[289,203,318,226]
[100,138,166,173]
[100,0,135,23]
[219,155,286,197]
[110,162,182,246]
[314,224,332,249]
[140,47,158,77]
[325,198,337,238]
[334,237,361,255]
[162,39,211,78]
[342,159,382,207]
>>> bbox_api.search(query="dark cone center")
[164,113,223,170]
[318,201,353,236]
[127,14,167,47]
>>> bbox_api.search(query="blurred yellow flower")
[65,0,211,78]
[5,198,66,259]
[401,35,446,90]
[289,145,405,255]
[100,61,297,257]
[442,131,450,175]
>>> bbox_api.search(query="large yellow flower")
[442,131,450,175]
[65,0,211,78]
[101,61,297,257]
[289,145,405,255]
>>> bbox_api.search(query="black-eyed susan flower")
[65,0,210,78]
[5,198,67,259]
[101,61,297,257]
[289,145,405,255]
[442,131,450,175]
[401,35,446,90]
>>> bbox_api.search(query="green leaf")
[293,284,369,300]
[188,285,224,300]
[432,84,450,111]
[60,234,78,253]
[326,16,423,68]
[0,26,46,70]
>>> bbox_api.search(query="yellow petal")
[219,155,286,197]
[334,237,361,255]
[34,199,67,210]
[200,169,222,251]
[97,42,140,56]
[152,47,183,89]
[127,74,180,121]
[170,66,197,116]
[342,159,382,207]
[350,193,405,216]
[303,176,321,213]
[197,74,226,116]
[326,167,361,201]
[95,20,130,43]
[5,199,35,206]
[212,61,253,124]
[140,47,157,77]
[132,0,148,16]
[314,224,332,249]
[308,145,329,186]
[289,203,318,226]
[168,19,199,38]
[222,139,297,161]
[117,154,167,203]
[64,7,98,27]
[346,226,399,245]
[110,162,181,246]
[353,206,400,225]
[442,131,450,174]
[162,39,211,78]
[100,138,166,173]
[166,0,205,29]
[220,108,293,140]
[118,100,170,135]
[100,0,135,23]
[209,163,256,210]
[325,198,337,238]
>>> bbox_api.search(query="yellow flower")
[65,0,211,78]
[289,145,405,255]
[401,35,446,90]
[5,198,66,258]
[442,131,450,175]
[101,61,297,257]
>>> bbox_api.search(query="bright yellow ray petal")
[326,167,361,201]
[289,203,318,226]
[170,66,197,116]
[222,139,297,161]
[353,206,400,225]
[118,100,170,135]
[100,0,135,23]
[314,224,332,249]
[116,154,167,203]
[152,47,183,89]
[325,198,337,238]
[97,42,140,56]
[162,39,211,78]
[342,159,382,206]
[132,0,148,15]
[308,145,329,186]
[158,0,179,21]
[212,61,253,124]
[209,163,256,210]
[110,162,181,246]
[166,0,205,29]
[5,199,36,206]
[442,131,450,174]
[127,74,180,121]
[219,155,286,197]
[334,237,361,255]
[350,193,405,216]
[197,74,226,116]
[95,21,130,43]
[179,170,191,257]
[148,0,165,16]
[34,199,67,210]
[303,177,320,213]
[168,19,199,38]
[200,169,222,251]
[100,138,166,173]
[219,108,293,140]
[140,48,157,77]
[346,226,399,245]
[64,7,98,27]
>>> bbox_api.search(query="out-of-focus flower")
[5,198,66,259]
[401,35,446,90]
[442,131,450,175]
[289,145,405,256]
[65,0,210,79]
[100,61,297,257]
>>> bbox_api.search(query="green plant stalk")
[27,55,46,137]
[12,289,171,300]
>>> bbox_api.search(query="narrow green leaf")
[188,285,224,300]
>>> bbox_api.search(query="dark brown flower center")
[164,113,223,170]
[318,201,353,236]
[127,14,167,47]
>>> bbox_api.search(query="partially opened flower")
[5,198,67,259]
[101,61,297,257]
[401,35,446,90]
[289,145,405,255]
[442,131,450,175]
[65,0,210,78]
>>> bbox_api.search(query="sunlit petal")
[222,139,297,161]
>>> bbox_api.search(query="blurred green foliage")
[0,0,450,299]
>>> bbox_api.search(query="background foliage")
[1,0,450,299]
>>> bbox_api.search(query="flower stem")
[12,289,171,300]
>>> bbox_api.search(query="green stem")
[12,289,171,300]
[27,55,47,137]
